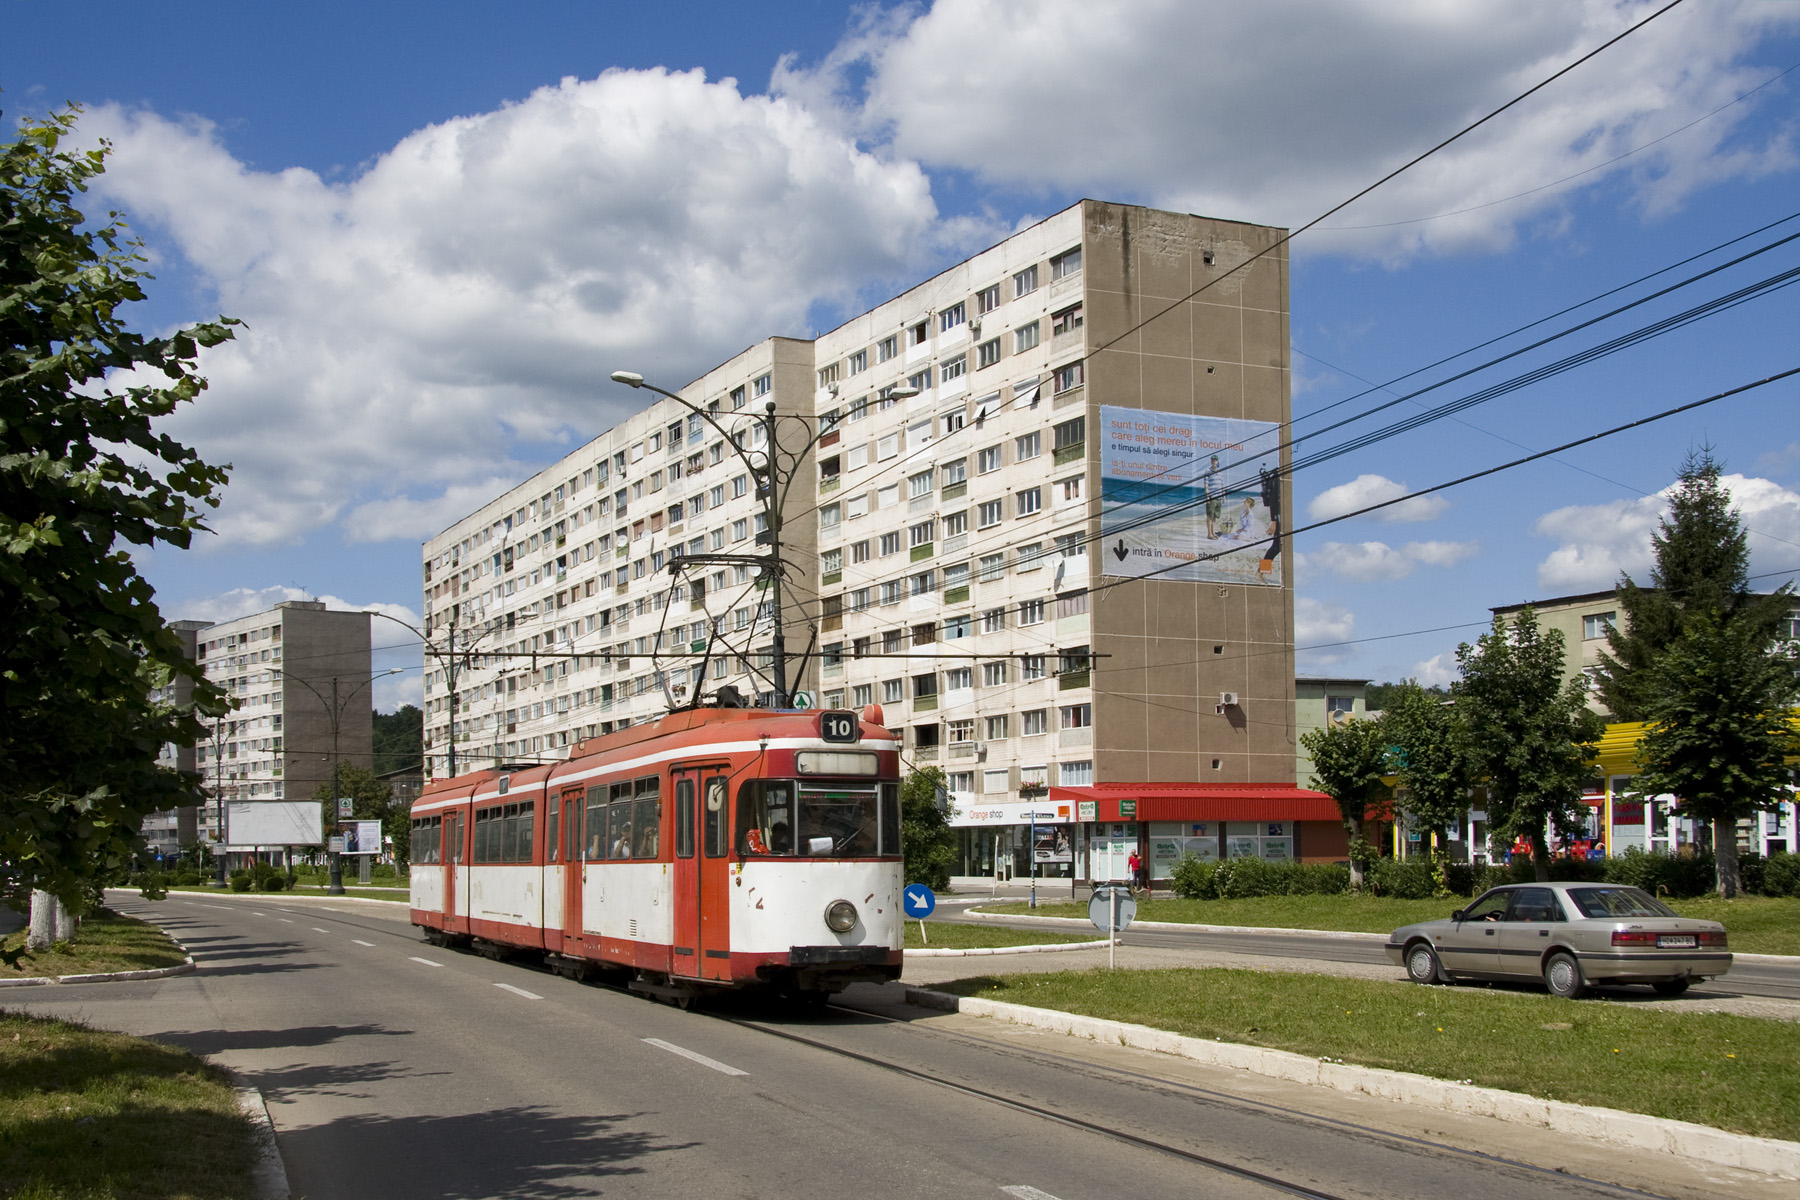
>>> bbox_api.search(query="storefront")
[951,799,1079,881]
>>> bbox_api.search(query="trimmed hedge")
[1168,856,1350,899]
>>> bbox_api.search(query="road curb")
[231,1074,291,1200]
[909,938,1116,958]
[0,912,196,991]
[961,908,1390,940]
[903,987,1800,1179]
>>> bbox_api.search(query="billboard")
[1098,406,1283,586]
[223,801,323,847]
[342,820,383,856]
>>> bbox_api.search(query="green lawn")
[979,893,1799,955]
[0,1014,256,1199]
[936,967,1798,1140]
[906,922,1095,950]
[2,910,189,979]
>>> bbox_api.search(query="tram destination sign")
[819,710,859,743]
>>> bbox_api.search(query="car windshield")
[1566,886,1679,919]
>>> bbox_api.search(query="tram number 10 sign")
[819,711,860,743]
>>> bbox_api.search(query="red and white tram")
[408,704,905,1002]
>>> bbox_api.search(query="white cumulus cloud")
[81,68,946,549]
[1411,651,1461,689]
[1307,474,1449,524]
[1534,473,1800,592]
[1295,596,1356,669]
[780,0,1798,260]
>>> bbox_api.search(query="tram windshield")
[737,780,899,857]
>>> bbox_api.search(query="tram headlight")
[824,899,859,933]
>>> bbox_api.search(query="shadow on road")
[280,1106,688,1198]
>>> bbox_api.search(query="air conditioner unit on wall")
[1219,692,1239,708]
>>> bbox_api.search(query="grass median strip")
[936,967,1798,1140]
[905,923,1093,950]
[978,894,1799,955]
[2,910,188,979]
[0,1013,257,1199]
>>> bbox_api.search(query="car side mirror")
[1450,909,1465,922]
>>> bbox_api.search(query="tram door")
[549,786,583,953]
[444,810,463,930]
[671,767,732,981]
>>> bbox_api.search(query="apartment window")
[1059,646,1090,678]
[908,469,935,498]
[879,334,899,362]
[941,406,966,436]
[732,518,748,541]
[1058,476,1083,504]
[976,283,1002,313]
[852,539,872,564]
[1053,361,1084,393]
[877,434,899,461]
[731,385,746,409]
[881,581,903,606]
[818,363,840,388]
[948,718,975,744]
[850,587,870,612]
[907,418,933,450]
[976,337,1002,369]
[880,531,901,557]
[708,484,725,507]
[910,570,936,596]
[977,499,1004,529]
[848,396,869,422]
[945,668,973,692]
[845,491,869,518]
[819,503,841,530]
[1060,761,1093,786]
[941,355,967,385]
[913,672,938,698]
[979,553,1006,581]
[977,445,1003,474]
[1011,322,1040,356]
[909,520,935,548]
[849,349,868,375]
[944,616,972,641]
[733,474,748,498]
[753,373,771,397]
[1016,431,1041,460]
[1051,304,1084,336]
[1013,265,1038,297]
[1019,598,1045,626]
[939,302,966,332]
[1022,708,1048,735]
[908,321,929,346]
[1582,612,1617,639]
[1053,416,1085,451]
[882,628,903,653]
[852,684,873,706]
[981,607,1007,635]
[1060,703,1093,729]
[1016,488,1042,516]
[846,443,869,471]
[943,510,969,537]
[1016,542,1045,571]
[907,368,933,394]
[1051,247,1082,279]
[982,660,1007,687]
[984,715,1009,741]
[882,678,903,703]
[942,456,967,486]
[822,641,844,667]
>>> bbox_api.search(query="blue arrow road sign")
[903,885,937,919]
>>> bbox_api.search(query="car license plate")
[1657,934,1696,948]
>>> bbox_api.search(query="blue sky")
[7,0,1798,713]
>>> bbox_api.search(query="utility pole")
[214,715,227,886]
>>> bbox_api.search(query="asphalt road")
[932,907,1800,1002]
[6,894,1785,1200]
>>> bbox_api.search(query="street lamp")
[371,606,528,780]
[610,370,917,708]
[286,668,402,895]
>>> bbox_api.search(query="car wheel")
[1651,978,1690,997]
[1406,941,1443,985]
[1543,951,1586,999]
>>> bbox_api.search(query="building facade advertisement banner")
[1098,406,1283,586]
[342,820,383,855]
[951,802,1071,828]
[1033,825,1072,864]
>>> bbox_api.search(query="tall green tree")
[1455,607,1604,881]
[1592,450,1791,720]
[1383,683,1477,851]
[898,765,956,890]
[372,704,423,775]
[1633,614,1798,897]
[1,108,236,919]
[1299,714,1391,890]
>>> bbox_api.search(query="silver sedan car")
[1384,882,1731,998]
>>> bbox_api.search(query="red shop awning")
[1048,782,1340,823]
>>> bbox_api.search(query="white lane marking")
[351,940,375,947]
[278,919,294,924]
[494,983,543,1001]
[409,956,445,968]
[641,1038,748,1077]
[251,912,267,917]
[196,904,230,911]
[311,927,330,933]
[1002,1188,1064,1200]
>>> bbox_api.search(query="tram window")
[703,775,728,858]
[584,787,607,859]
[736,781,794,855]
[798,784,880,857]
[675,779,695,858]
[472,809,489,864]
[547,794,561,863]
[566,791,584,862]
[609,781,635,859]
[633,776,661,858]
[502,803,520,862]
[448,813,463,863]
[517,801,535,862]
[880,783,900,856]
